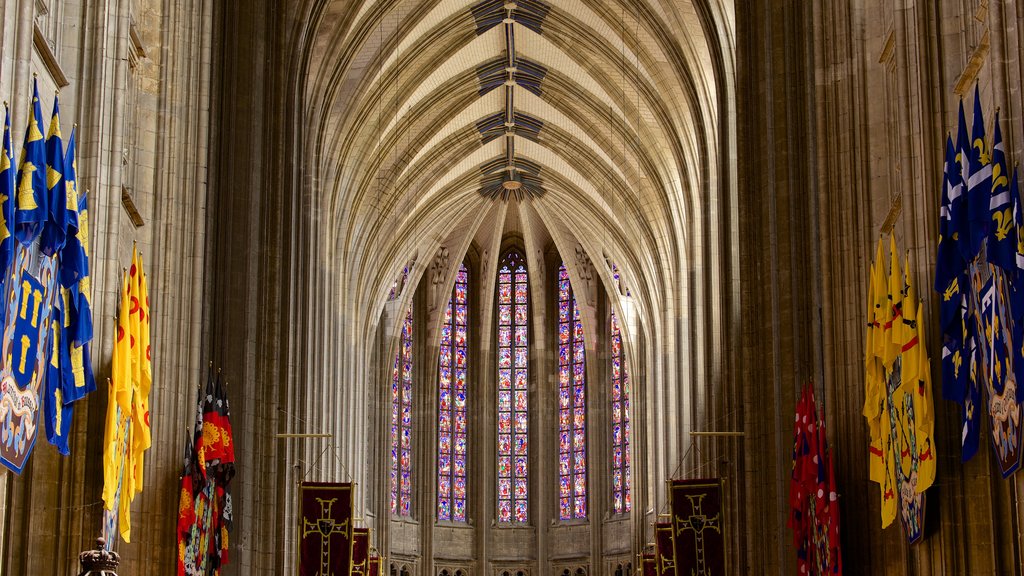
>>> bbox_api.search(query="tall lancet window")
[557,264,588,520]
[438,263,469,521]
[610,311,631,514]
[497,250,529,523]
[390,306,414,516]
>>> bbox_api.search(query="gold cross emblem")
[302,497,349,576]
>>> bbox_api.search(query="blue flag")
[0,104,15,285]
[43,291,72,455]
[59,128,86,288]
[937,134,968,343]
[40,93,67,256]
[966,85,993,258]
[14,79,47,245]
[67,183,92,346]
[988,111,1018,276]
[954,99,974,262]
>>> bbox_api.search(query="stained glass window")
[497,250,529,523]
[610,311,631,514]
[438,263,469,521]
[557,264,587,520]
[390,305,414,516]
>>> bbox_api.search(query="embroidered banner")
[299,482,353,576]
[654,521,676,576]
[670,478,725,576]
[641,552,657,576]
[367,554,381,576]
[351,527,369,575]
[0,251,58,473]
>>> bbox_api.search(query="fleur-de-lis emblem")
[994,208,1014,241]
[975,138,991,165]
[953,349,963,377]
[944,277,960,302]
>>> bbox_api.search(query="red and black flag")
[299,482,354,576]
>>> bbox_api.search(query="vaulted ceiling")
[289,0,736,346]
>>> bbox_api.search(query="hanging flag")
[980,275,1023,477]
[298,482,353,576]
[59,128,84,288]
[641,552,657,576]
[654,521,677,576]
[863,245,886,491]
[351,527,370,575]
[42,292,71,455]
[40,92,66,255]
[910,289,938,492]
[128,247,152,496]
[0,103,15,287]
[988,111,1016,273]
[179,369,213,575]
[954,99,974,262]
[669,478,725,576]
[966,85,993,257]
[883,235,903,368]
[367,554,382,576]
[177,431,200,576]
[14,79,46,246]
[103,270,134,542]
[937,134,966,296]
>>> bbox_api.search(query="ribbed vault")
[276,0,738,562]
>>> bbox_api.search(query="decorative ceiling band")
[475,57,548,97]
[471,0,550,35]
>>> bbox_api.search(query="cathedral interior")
[2,0,1024,574]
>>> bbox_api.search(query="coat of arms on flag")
[299,482,354,576]
[669,478,725,576]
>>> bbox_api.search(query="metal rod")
[274,433,332,439]
[689,431,745,437]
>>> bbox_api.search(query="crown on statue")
[78,537,120,575]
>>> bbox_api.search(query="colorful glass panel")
[557,264,588,520]
[438,264,469,521]
[497,250,529,523]
[390,306,414,516]
[611,311,631,514]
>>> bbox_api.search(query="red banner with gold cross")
[670,478,725,576]
[299,482,353,576]
[351,527,369,575]
[654,521,676,575]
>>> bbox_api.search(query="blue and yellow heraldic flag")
[936,135,965,296]
[14,79,47,246]
[954,99,975,263]
[966,84,993,257]
[40,92,66,256]
[0,104,15,290]
[43,292,72,455]
[59,128,85,288]
[12,270,47,389]
[987,111,1016,274]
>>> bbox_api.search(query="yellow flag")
[900,255,920,389]
[914,299,937,492]
[864,250,880,420]
[103,270,134,542]
[872,238,888,361]
[883,234,902,368]
[129,248,152,495]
